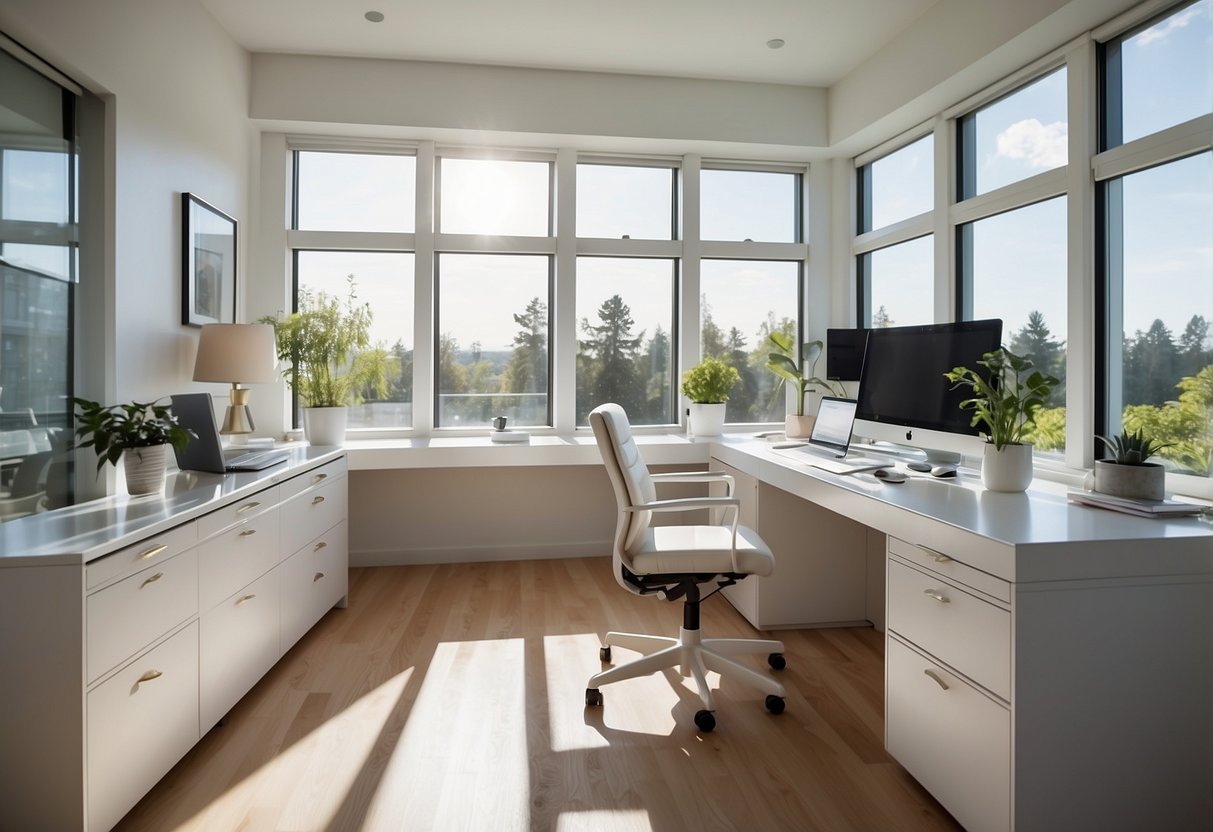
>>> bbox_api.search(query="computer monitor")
[826,328,867,381]
[853,319,1003,463]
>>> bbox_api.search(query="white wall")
[0,0,253,405]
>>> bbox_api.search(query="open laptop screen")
[809,397,857,456]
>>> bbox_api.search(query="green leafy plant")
[1096,427,1171,465]
[764,333,845,416]
[681,357,740,404]
[943,347,1060,451]
[260,276,388,408]
[72,397,195,472]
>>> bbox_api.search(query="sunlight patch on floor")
[556,809,654,831]
[544,633,612,751]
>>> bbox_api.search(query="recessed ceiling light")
[766,38,785,49]
[365,10,385,23]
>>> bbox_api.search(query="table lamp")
[192,323,279,437]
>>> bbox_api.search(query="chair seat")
[628,524,775,577]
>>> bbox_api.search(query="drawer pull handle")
[236,594,256,606]
[312,473,328,484]
[312,495,325,505]
[923,669,950,691]
[137,544,168,561]
[313,571,326,582]
[237,501,262,514]
[136,669,163,685]
[922,589,950,603]
[239,529,258,537]
[140,572,164,588]
[314,541,328,552]
[918,545,952,563]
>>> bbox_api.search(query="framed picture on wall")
[182,192,237,327]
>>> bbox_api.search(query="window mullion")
[413,141,436,435]
[680,154,702,424]
[553,148,577,433]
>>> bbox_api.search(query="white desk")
[710,438,1213,832]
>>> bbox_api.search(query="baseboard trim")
[351,540,612,566]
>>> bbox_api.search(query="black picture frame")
[182,192,237,327]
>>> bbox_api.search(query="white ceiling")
[199,0,939,87]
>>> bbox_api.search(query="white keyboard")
[773,445,890,474]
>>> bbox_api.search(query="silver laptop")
[777,397,888,474]
[170,392,290,473]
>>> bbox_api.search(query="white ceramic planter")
[981,442,1034,492]
[785,414,815,439]
[303,406,348,446]
[122,443,168,495]
[688,402,726,437]
[1094,459,1165,501]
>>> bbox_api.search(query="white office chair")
[585,403,786,732]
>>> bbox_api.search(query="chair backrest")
[589,403,656,566]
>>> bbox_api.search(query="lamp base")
[219,385,256,435]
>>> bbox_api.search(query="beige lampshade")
[192,323,279,384]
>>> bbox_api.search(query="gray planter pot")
[1093,459,1165,501]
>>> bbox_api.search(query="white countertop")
[0,446,343,567]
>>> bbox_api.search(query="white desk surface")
[0,446,343,567]
[711,438,1213,584]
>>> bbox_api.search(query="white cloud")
[996,118,1068,169]
[1135,7,1200,46]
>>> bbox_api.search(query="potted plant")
[1093,428,1171,500]
[260,277,387,445]
[765,333,845,438]
[944,347,1059,492]
[681,357,740,437]
[72,397,195,495]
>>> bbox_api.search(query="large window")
[295,151,415,232]
[859,235,934,328]
[439,157,550,236]
[701,169,800,242]
[0,48,78,520]
[576,163,673,240]
[1100,0,1213,480]
[859,134,934,232]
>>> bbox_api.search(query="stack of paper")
[1067,489,1205,518]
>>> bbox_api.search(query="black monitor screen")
[826,328,868,381]
[855,319,1003,435]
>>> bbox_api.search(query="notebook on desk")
[170,392,290,474]
[775,397,890,474]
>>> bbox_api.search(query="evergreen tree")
[501,297,548,395]
[1124,319,1178,406]
[640,325,671,423]
[872,305,894,328]
[724,326,758,422]
[700,295,726,360]
[579,294,646,417]
[1009,310,1066,406]
[1178,315,1210,380]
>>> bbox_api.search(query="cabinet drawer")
[200,568,282,731]
[280,473,346,557]
[87,621,199,832]
[87,548,198,683]
[887,558,1010,700]
[86,520,197,590]
[198,507,281,610]
[280,457,347,503]
[888,537,1010,603]
[198,486,280,539]
[886,636,1010,832]
[281,520,348,652]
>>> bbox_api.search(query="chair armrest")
[624,496,740,514]
[650,470,735,496]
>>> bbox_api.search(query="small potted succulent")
[681,357,740,437]
[944,347,1059,492]
[765,333,845,438]
[72,397,195,495]
[1093,428,1171,501]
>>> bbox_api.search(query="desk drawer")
[87,548,198,683]
[887,558,1010,700]
[886,636,1009,832]
[87,621,199,832]
[280,473,346,557]
[280,457,347,503]
[888,537,1010,603]
[281,521,348,652]
[199,486,280,539]
[200,568,282,731]
[199,506,281,610]
[86,521,198,590]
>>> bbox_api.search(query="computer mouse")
[930,464,958,478]
[906,460,933,473]
[873,468,907,483]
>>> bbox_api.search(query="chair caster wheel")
[599,646,611,663]
[765,695,786,715]
[585,688,603,707]
[694,710,716,732]
[768,652,786,670]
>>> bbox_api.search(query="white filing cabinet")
[0,450,348,832]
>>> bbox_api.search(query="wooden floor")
[117,559,963,832]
